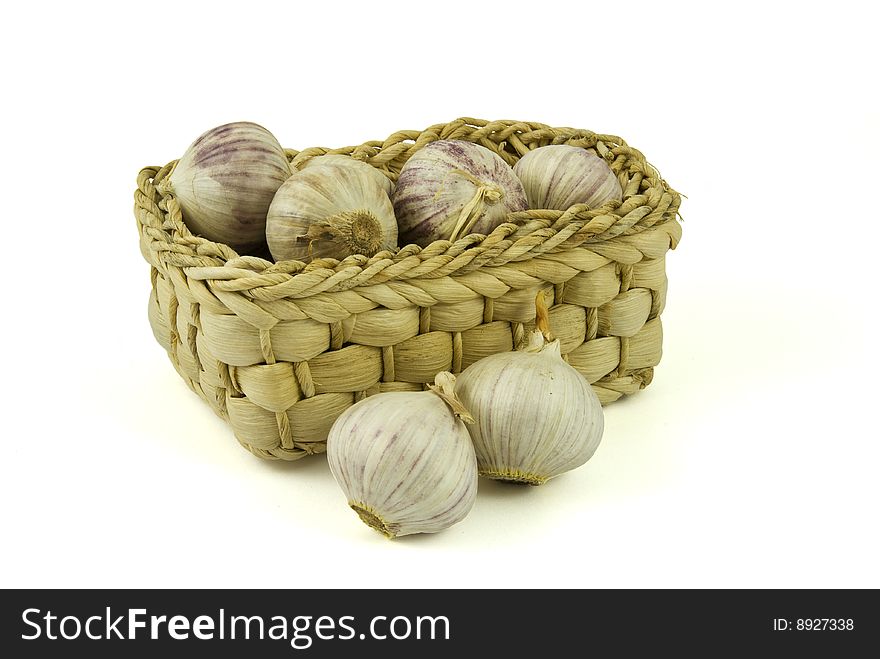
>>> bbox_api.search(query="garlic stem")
[427,371,475,423]
[534,291,553,341]
[443,169,504,242]
[448,182,504,242]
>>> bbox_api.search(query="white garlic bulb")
[300,154,394,196]
[513,144,622,211]
[327,372,478,538]
[266,162,398,262]
[160,122,291,252]
[392,140,528,247]
[454,295,604,485]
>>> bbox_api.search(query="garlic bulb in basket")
[454,294,604,485]
[513,144,622,210]
[327,372,478,538]
[301,154,394,196]
[392,140,528,247]
[266,162,398,262]
[160,122,291,252]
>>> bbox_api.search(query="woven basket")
[134,118,682,461]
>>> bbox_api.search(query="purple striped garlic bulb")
[454,294,604,485]
[266,162,397,263]
[512,144,623,211]
[327,372,478,538]
[161,122,291,252]
[392,140,528,247]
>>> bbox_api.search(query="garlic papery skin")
[160,122,291,252]
[392,140,528,247]
[266,162,398,262]
[327,372,478,538]
[300,154,394,196]
[454,297,604,485]
[513,144,622,211]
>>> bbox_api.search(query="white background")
[1,0,877,588]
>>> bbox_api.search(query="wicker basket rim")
[135,118,681,289]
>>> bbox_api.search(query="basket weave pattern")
[135,118,682,460]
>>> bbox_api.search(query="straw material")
[135,118,682,460]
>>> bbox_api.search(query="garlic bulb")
[392,140,528,247]
[454,295,604,485]
[160,122,291,252]
[513,144,622,211]
[266,162,398,262]
[327,372,478,538]
[301,154,394,196]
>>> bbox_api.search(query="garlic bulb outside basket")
[327,373,478,538]
[513,144,622,211]
[266,162,398,262]
[454,295,604,485]
[300,154,394,196]
[392,140,528,247]
[160,122,291,252]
